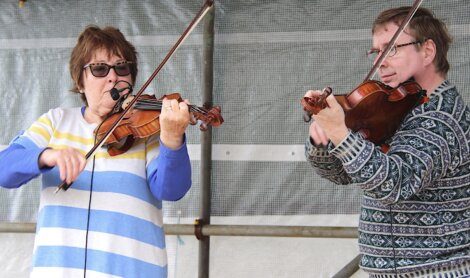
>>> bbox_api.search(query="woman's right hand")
[39,148,87,185]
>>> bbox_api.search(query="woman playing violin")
[0,25,192,277]
[304,6,469,277]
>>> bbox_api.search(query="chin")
[103,108,115,116]
[101,101,117,111]
[97,106,113,117]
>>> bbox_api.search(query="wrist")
[38,147,52,168]
[159,132,184,150]
[327,126,349,146]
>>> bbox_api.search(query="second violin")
[301,80,426,145]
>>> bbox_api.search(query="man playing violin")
[0,25,192,277]
[304,6,469,277]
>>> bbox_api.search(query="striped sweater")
[305,80,470,277]
[0,106,192,277]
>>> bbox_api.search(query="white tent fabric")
[1,0,469,277]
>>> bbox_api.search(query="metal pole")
[0,222,359,276]
[166,224,358,238]
[0,222,36,233]
[199,1,215,277]
[0,222,358,238]
[332,254,362,278]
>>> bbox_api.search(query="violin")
[95,93,223,156]
[301,0,426,146]
[301,80,426,145]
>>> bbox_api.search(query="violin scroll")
[159,94,224,131]
[301,87,332,122]
[192,105,224,131]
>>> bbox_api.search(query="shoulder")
[422,81,466,115]
[41,107,82,124]
[46,107,82,117]
[406,81,468,128]
[398,81,469,138]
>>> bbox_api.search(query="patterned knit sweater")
[305,80,469,277]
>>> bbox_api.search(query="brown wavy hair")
[69,25,138,103]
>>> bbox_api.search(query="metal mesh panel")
[1,0,470,225]
[0,0,469,276]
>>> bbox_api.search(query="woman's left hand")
[159,98,190,149]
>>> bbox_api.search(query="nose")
[374,53,390,68]
[107,67,119,83]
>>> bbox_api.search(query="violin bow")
[364,0,424,82]
[55,0,214,193]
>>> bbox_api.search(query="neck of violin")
[134,98,205,114]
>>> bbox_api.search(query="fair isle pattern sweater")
[305,80,469,277]
[0,107,191,277]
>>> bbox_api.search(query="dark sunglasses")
[83,61,134,77]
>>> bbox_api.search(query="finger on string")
[162,99,170,107]
[162,99,172,112]
[170,99,179,110]
[179,101,189,112]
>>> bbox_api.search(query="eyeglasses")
[83,61,134,77]
[367,41,422,61]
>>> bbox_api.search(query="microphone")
[109,81,133,101]
[110,88,120,100]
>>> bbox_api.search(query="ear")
[422,39,437,67]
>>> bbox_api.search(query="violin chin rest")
[358,129,370,140]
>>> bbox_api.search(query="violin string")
[132,98,221,128]
[135,99,208,114]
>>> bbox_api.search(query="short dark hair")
[372,6,452,75]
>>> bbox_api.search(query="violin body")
[95,93,223,156]
[302,80,426,145]
[94,94,166,156]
